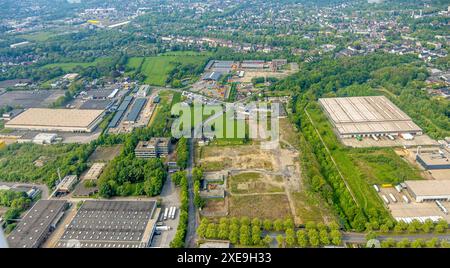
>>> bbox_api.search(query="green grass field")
[42,57,112,72]
[18,31,56,42]
[126,52,210,86]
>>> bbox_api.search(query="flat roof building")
[56,200,158,248]
[7,200,67,248]
[405,180,450,202]
[124,98,147,124]
[5,108,104,133]
[83,163,106,180]
[241,60,266,69]
[55,175,79,194]
[135,138,170,159]
[416,149,450,170]
[202,71,222,81]
[108,96,133,128]
[32,133,58,145]
[319,96,422,138]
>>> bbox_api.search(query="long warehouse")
[7,200,67,248]
[405,180,450,202]
[318,96,422,138]
[5,108,104,133]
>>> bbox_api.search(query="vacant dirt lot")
[197,145,274,171]
[88,145,122,162]
[229,171,284,195]
[229,194,292,220]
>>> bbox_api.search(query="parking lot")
[0,90,65,108]
[150,175,180,248]
[341,134,439,148]
[379,187,450,222]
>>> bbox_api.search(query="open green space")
[42,57,112,72]
[126,51,210,86]
[0,143,94,187]
[18,31,56,42]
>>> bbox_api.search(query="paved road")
[185,133,199,248]
[268,230,450,246]
[343,232,450,243]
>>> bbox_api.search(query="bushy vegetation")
[170,171,189,248]
[192,167,205,209]
[0,190,32,233]
[176,137,189,169]
[197,218,343,248]
[0,142,94,188]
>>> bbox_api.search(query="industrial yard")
[191,59,296,101]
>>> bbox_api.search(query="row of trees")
[365,219,449,234]
[170,171,189,248]
[380,238,450,248]
[197,217,274,247]
[276,222,342,248]
[192,167,205,209]
[197,217,343,248]
[176,137,189,169]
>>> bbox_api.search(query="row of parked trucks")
[162,206,177,221]
[373,184,410,204]
[374,184,449,216]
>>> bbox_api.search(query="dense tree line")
[170,171,189,248]
[192,167,205,209]
[176,137,189,169]
[197,218,343,248]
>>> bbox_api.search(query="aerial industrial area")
[0,0,449,251]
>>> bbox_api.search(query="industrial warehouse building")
[7,200,67,248]
[56,200,159,248]
[5,108,104,133]
[135,138,170,158]
[124,98,147,124]
[319,96,423,139]
[405,180,450,202]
